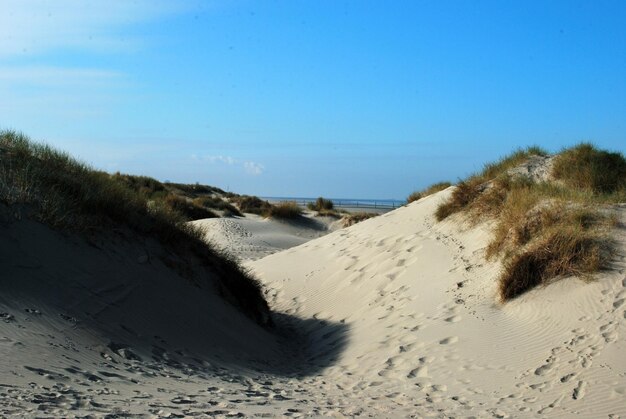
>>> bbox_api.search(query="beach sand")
[1,190,625,417]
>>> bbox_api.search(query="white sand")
[191,212,341,261]
[249,189,626,416]
[1,191,625,417]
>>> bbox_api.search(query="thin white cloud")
[0,66,123,87]
[194,154,265,176]
[243,161,265,175]
[0,0,193,57]
[203,155,237,165]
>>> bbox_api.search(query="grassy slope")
[435,144,625,301]
[0,130,271,325]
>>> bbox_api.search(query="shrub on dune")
[267,201,302,219]
[232,195,273,215]
[434,143,622,301]
[163,194,218,221]
[193,196,243,217]
[407,181,452,203]
[308,197,334,211]
[552,143,626,196]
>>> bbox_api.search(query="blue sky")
[1,1,625,199]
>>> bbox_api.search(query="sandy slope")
[249,189,626,417]
[191,212,340,261]
[1,191,625,417]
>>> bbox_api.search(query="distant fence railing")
[264,198,404,210]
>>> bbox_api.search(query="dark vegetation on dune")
[0,130,271,326]
[267,201,303,219]
[307,197,343,217]
[342,211,379,227]
[407,182,452,204]
[230,195,306,220]
[111,173,239,221]
[435,144,624,301]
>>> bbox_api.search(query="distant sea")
[262,196,406,210]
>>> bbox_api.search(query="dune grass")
[435,146,548,222]
[342,211,379,227]
[232,195,273,216]
[193,196,243,217]
[407,181,452,203]
[307,197,343,217]
[164,194,218,220]
[267,201,302,219]
[435,143,623,301]
[552,143,626,197]
[308,197,334,211]
[0,130,271,325]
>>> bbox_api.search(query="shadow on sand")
[265,312,350,377]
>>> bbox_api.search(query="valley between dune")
[2,188,625,417]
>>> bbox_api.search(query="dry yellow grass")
[434,143,624,301]
[407,181,452,203]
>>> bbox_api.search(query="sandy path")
[1,192,625,417]
[249,190,626,417]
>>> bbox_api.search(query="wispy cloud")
[202,155,237,165]
[243,161,265,175]
[0,0,191,57]
[0,66,123,87]
[193,154,265,176]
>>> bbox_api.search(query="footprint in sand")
[439,336,459,345]
[534,357,557,376]
[572,381,586,400]
[560,373,577,383]
[407,365,428,378]
[444,315,462,323]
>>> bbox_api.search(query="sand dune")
[249,189,626,417]
[1,190,625,417]
[191,212,341,261]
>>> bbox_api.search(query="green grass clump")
[499,228,605,300]
[112,173,167,199]
[552,143,626,196]
[164,194,218,221]
[267,201,302,219]
[480,146,548,182]
[435,146,547,222]
[166,182,224,196]
[0,130,271,325]
[232,195,273,215]
[434,179,484,221]
[308,197,334,211]
[193,196,243,217]
[407,181,452,203]
[434,143,621,301]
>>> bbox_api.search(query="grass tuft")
[342,211,378,227]
[164,194,218,220]
[407,181,452,204]
[499,228,605,300]
[552,143,626,195]
[193,196,243,217]
[434,143,621,301]
[308,196,334,211]
[232,195,273,215]
[435,179,483,221]
[267,201,302,219]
